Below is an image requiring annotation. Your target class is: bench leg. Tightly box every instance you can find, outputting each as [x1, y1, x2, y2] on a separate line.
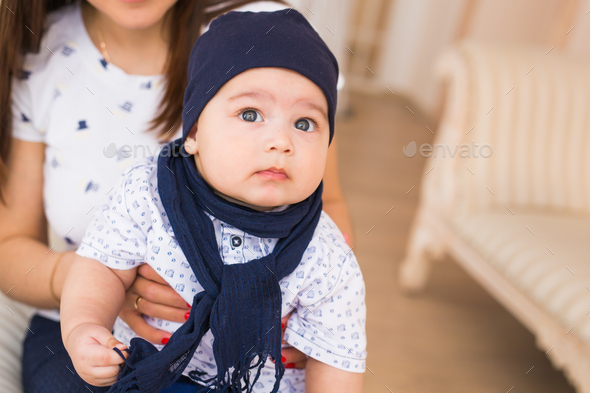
[398, 206, 446, 294]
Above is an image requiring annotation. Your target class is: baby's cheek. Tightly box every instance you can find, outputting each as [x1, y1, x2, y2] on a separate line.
[223, 144, 256, 171]
[210, 172, 242, 197]
[299, 158, 325, 188]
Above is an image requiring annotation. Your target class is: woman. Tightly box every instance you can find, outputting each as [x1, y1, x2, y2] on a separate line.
[0, 0, 355, 391]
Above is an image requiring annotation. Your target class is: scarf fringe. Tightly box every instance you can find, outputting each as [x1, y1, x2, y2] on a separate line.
[188, 351, 284, 393]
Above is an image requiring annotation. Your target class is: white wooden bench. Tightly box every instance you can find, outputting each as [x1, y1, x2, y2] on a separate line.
[399, 40, 590, 392]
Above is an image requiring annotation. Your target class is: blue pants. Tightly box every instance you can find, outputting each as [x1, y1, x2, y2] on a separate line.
[22, 315, 210, 393]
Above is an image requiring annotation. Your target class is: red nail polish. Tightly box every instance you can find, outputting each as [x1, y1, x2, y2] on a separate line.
[186, 302, 191, 308]
[281, 356, 286, 363]
[185, 312, 190, 320]
[343, 233, 351, 245]
[285, 363, 296, 368]
[161, 337, 169, 345]
[281, 323, 285, 329]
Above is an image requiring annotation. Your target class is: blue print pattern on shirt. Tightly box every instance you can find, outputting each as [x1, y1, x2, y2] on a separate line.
[76, 120, 88, 130]
[62, 45, 75, 56]
[85, 181, 99, 193]
[120, 101, 133, 112]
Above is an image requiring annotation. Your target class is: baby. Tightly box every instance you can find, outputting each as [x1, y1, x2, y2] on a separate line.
[60, 9, 366, 393]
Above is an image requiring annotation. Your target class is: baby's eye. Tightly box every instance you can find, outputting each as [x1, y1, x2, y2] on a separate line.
[294, 118, 316, 132]
[241, 109, 263, 122]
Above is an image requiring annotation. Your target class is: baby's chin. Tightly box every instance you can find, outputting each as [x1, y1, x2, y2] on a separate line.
[213, 189, 292, 212]
[238, 184, 321, 211]
[237, 194, 293, 212]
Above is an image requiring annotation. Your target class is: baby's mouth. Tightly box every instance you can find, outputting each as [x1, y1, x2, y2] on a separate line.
[256, 167, 289, 180]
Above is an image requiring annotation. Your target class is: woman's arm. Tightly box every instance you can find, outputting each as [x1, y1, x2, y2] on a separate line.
[305, 357, 364, 393]
[0, 138, 75, 308]
[322, 135, 355, 246]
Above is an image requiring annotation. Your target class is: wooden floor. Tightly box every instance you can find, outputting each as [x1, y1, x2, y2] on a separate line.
[335, 92, 576, 393]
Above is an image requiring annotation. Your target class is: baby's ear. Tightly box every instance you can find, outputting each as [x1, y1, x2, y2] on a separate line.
[184, 124, 198, 154]
[188, 122, 198, 139]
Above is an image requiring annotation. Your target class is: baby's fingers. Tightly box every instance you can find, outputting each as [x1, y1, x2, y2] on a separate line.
[87, 365, 123, 383]
[87, 343, 127, 367]
[106, 337, 129, 359]
[88, 330, 128, 366]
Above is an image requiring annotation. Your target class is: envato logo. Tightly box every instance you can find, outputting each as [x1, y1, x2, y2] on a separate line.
[403, 141, 493, 158]
[103, 143, 192, 159]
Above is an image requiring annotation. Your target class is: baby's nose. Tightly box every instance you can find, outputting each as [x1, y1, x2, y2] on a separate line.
[266, 128, 293, 153]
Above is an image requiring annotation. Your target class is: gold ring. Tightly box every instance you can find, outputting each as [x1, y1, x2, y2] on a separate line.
[134, 296, 143, 311]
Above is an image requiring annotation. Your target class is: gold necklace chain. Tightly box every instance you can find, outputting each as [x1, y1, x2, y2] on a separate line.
[96, 25, 111, 63]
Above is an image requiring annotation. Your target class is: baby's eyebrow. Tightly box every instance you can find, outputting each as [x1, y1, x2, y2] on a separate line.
[228, 91, 328, 120]
[296, 100, 328, 121]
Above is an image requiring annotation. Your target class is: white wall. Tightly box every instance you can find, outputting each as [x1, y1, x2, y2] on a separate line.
[373, 0, 590, 118]
[377, 0, 464, 115]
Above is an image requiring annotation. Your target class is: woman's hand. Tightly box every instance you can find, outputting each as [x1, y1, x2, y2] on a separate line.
[119, 264, 190, 345]
[270, 311, 308, 369]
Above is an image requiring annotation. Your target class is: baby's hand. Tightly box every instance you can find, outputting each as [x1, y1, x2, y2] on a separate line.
[65, 323, 129, 387]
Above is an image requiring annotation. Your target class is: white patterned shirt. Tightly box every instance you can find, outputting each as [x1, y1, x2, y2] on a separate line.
[76, 157, 367, 392]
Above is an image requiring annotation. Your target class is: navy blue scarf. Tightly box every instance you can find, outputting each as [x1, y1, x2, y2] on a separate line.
[109, 138, 323, 392]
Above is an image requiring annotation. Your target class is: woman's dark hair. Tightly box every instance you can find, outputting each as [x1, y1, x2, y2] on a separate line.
[0, 0, 288, 203]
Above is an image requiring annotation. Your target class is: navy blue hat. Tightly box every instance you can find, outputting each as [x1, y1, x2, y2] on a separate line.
[182, 9, 339, 144]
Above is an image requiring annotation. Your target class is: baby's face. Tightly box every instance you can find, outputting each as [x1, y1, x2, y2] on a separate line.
[184, 68, 330, 211]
